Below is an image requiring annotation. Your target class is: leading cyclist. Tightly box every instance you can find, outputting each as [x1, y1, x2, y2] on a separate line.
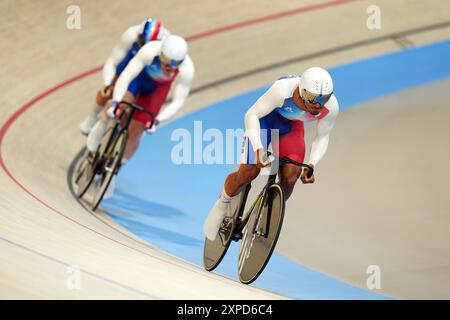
[204, 67, 339, 240]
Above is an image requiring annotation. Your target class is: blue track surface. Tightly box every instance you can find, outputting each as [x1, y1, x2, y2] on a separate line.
[102, 39, 450, 299]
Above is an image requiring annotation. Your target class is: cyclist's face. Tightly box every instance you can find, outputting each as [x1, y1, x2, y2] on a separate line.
[161, 61, 176, 75]
[295, 88, 323, 115]
[304, 100, 323, 115]
[160, 53, 182, 75]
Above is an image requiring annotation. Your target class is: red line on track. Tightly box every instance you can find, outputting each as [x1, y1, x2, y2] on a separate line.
[186, 0, 353, 41]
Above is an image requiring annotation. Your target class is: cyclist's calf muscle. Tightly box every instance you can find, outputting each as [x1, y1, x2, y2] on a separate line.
[224, 163, 301, 200]
[278, 163, 302, 199]
[124, 120, 145, 159]
[224, 164, 260, 197]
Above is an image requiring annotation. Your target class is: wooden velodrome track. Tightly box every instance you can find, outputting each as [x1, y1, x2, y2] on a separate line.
[1, 0, 449, 298]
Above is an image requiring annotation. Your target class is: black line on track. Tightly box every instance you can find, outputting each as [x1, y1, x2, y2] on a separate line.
[0, 235, 158, 299]
[392, 36, 416, 49]
[189, 20, 450, 94]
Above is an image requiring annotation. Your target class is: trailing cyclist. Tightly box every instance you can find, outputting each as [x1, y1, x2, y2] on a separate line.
[79, 18, 171, 135]
[85, 34, 195, 198]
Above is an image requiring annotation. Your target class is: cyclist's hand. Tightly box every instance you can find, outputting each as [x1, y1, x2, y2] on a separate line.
[96, 86, 112, 106]
[106, 101, 119, 119]
[255, 148, 270, 168]
[301, 164, 315, 184]
[104, 85, 113, 98]
[145, 119, 159, 134]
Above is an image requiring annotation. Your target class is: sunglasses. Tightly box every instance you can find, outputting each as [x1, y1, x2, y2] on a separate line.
[301, 89, 332, 106]
[160, 53, 184, 69]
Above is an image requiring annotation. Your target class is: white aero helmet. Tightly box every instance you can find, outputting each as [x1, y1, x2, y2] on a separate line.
[299, 67, 333, 106]
[160, 35, 187, 68]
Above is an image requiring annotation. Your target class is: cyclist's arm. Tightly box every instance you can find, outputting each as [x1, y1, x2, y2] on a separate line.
[244, 81, 286, 151]
[156, 55, 195, 123]
[112, 41, 161, 102]
[309, 95, 339, 166]
[102, 25, 140, 86]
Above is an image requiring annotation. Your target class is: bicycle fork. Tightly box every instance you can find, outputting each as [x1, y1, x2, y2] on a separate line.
[255, 173, 277, 238]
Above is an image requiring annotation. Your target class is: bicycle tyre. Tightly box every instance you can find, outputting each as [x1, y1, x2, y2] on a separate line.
[74, 147, 96, 198]
[91, 129, 127, 211]
[203, 184, 250, 271]
[237, 183, 285, 284]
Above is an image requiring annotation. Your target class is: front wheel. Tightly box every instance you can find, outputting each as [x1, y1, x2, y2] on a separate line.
[90, 130, 127, 211]
[74, 147, 97, 198]
[203, 184, 250, 271]
[237, 184, 285, 284]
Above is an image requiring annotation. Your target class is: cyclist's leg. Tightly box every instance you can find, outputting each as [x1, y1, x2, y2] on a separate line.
[205, 164, 263, 239]
[224, 164, 260, 197]
[86, 65, 146, 153]
[223, 118, 274, 199]
[123, 81, 172, 159]
[204, 114, 274, 240]
[279, 164, 302, 199]
[79, 88, 108, 135]
[82, 41, 137, 134]
[276, 120, 305, 199]
[80, 74, 118, 134]
[123, 119, 145, 159]
[85, 48, 143, 144]
[223, 109, 290, 197]
[86, 91, 135, 153]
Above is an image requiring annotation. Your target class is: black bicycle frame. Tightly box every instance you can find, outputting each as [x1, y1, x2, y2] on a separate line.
[97, 101, 155, 172]
[236, 154, 314, 239]
[113, 101, 155, 131]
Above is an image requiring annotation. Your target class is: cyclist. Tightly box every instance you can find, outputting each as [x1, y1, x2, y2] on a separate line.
[85, 35, 194, 197]
[79, 18, 170, 135]
[204, 67, 339, 241]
